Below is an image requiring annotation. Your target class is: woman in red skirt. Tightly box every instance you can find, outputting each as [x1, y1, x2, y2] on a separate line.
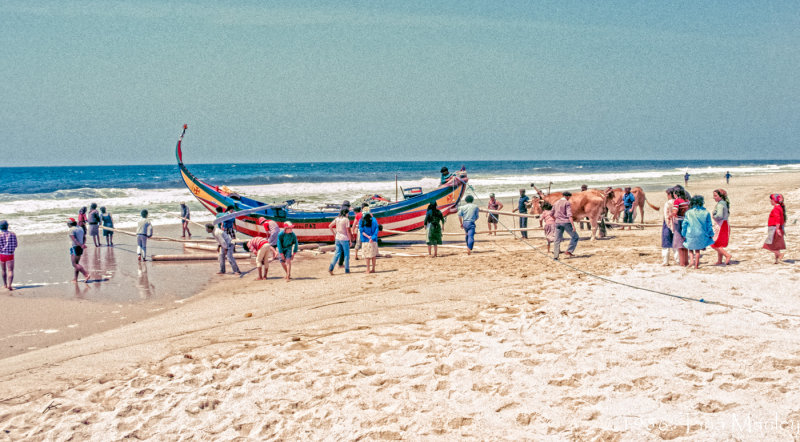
[711, 189, 732, 265]
[763, 193, 786, 263]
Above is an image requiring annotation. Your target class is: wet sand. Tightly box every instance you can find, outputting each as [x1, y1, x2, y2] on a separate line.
[0, 172, 798, 440]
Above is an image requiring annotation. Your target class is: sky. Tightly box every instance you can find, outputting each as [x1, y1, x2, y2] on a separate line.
[1, 0, 799, 166]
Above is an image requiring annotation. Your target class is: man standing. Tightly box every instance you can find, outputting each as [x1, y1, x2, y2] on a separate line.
[0, 221, 17, 291]
[512, 189, 531, 238]
[207, 223, 241, 275]
[277, 222, 299, 281]
[87, 203, 102, 247]
[684, 172, 690, 186]
[725, 171, 731, 184]
[623, 187, 636, 229]
[180, 202, 191, 238]
[458, 195, 480, 255]
[553, 191, 580, 259]
[136, 210, 153, 261]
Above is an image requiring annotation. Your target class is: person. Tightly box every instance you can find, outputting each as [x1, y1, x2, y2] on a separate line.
[260, 218, 280, 249]
[622, 187, 636, 229]
[86, 203, 101, 247]
[486, 193, 503, 235]
[539, 202, 556, 253]
[336, 201, 351, 268]
[440, 167, 453, 185]
[359, 212, 380, 273]
[77, 206, 88, 234]
[223, 205, 237, 244]
[0, 221, 17, 291]
[351, 204, 367, 260]
[671, 186, 691, 266]
[681, 195, 715, 269]
[725, 171, 731, 184]
[512, 189, 531, 238]
[553, 191, 579, 259]
[580, 184, 588, 192]
[763, 193, 787, 264]
[660, 188, 676, 266]
[207, 223, 241, 275]
[457, 195, 480, 255]
[684, 172, 690, 186]
[180, 202, 192, 238]
[246, 236, 277, 280]
[100, 206, 114, 246]
[67, 218, 90, 282]
[579, 185, 589, 229]
[136, 209, 153, 261]
[711, 189, 732, 265]
[424, 202, 445, 257]
[329, 209, 353, 275]
[277, 222, 299, 281]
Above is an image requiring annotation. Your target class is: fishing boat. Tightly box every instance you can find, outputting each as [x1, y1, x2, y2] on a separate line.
[175, 125, 469, 242]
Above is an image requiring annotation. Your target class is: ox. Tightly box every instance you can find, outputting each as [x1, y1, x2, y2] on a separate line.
[604, 187, 659, 223]
[530, 186, 607, 240]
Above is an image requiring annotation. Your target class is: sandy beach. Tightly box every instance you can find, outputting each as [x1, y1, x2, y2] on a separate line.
[1, 172, 798, 440]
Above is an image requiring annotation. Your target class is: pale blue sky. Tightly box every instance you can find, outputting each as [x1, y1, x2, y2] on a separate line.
[1, 1, 798, 166]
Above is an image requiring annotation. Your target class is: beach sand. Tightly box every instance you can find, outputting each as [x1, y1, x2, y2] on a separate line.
[0, 172, 798, 440]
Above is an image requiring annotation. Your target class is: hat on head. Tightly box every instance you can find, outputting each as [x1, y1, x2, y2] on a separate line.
[489, 193, 495, 198]
[283, 222, 294, 230]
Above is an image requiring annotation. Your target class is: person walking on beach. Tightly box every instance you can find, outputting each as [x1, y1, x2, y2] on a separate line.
[336, 201, 351, 268]
[486, 193, 503, 236]
[329, 209, 353, 275]
[207, 223, 242, 275]
[622, 187, 636, 229]
[245, 236, 276, 280]
[277, 222, 299, 281]
[684, 172, 690, 186]
[100, 206, 114, 246]
[512, 189, 531, 238]
[681, 195, 715, 269]
[352, 204, 366, 260]
[180, 202, 191, 238]
[660, 188, 676, 266]
[425, 202, 445, 257]
[0, 221, 17, 291]
[67, 218, 90, 282]
[539, 202, 556, 253]
[87, 203, 101, 247]
[553, 192, 579, 259]
[711, 189, 732, 265]
[77, 206, 88, 234]
[136, 210, 153, 261]
[458, 195, 480, 255]
[763, 194, 787, 264]
[359, 212, 380, 273]
[725, 171, 731, 184]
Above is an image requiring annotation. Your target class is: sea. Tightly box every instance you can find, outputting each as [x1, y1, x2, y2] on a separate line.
[2, 160, 799, 236]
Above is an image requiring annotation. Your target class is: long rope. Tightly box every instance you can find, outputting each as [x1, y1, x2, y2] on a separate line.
[465, 185, 800, 319]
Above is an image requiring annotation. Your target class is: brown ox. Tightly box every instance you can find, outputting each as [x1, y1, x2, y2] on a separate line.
[530, 187, 607, 240]
[604, 187, 659, 223]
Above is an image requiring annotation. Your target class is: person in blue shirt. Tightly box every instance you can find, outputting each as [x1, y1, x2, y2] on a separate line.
[725, 171, 731, 184]
[277, 222, 299, 281]
[512, 189, 531, 238]
[681, 195, 715, 269]
[359, 212, 380, 273]
[622, 187, 636, 229]
[440, 167, 453, 185]
[458, 195, 480, 254]
[684, 172, 690, 186]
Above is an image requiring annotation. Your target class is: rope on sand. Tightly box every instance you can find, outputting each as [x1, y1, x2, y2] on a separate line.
[464, 185, 800, 319]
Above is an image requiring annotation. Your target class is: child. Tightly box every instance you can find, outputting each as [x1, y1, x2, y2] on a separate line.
[540, 201, 556, 253]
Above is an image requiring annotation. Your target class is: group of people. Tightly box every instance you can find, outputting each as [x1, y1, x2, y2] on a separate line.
[660, 185, 787, 268]
[76, 203, 115, 247]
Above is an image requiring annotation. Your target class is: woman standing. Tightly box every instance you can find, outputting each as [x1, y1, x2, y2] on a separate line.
[77, 206, 88, 234]
[359, 212, 380, 274]
[671, 187, 690, 266]
[661, 188, 675, 266]
[539, 201, 556, 253]
[424, 202, 444, 257]
[486, 193, 503, 236]
[763, 194, 786, 263]
[328, 209, 353, 275]
[100, 206, 114, 246]
[681, 195, 715, 269]
[711, 189, 732, 265]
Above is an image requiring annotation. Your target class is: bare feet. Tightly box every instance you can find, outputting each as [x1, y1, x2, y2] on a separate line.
[256, 277, 264, 280]
[216, 271, 225, 275]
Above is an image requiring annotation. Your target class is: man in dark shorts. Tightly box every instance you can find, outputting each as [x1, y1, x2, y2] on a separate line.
[68, 218, 90, 282]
